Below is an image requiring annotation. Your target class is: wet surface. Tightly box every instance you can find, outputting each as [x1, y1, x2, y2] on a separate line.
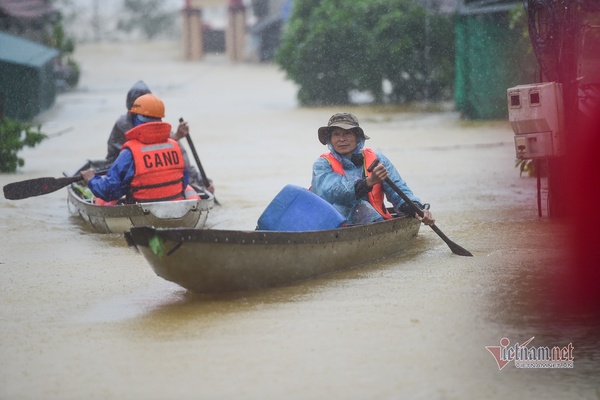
[1, 42, 599, 399]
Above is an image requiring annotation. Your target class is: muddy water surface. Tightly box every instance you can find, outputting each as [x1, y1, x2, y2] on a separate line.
[1, 42, 598, 399]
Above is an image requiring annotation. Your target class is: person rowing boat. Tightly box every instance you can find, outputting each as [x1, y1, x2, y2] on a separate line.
[310, 112, 435, 226]
[81, 94, 194, 204]
[105, 81, 214, 194]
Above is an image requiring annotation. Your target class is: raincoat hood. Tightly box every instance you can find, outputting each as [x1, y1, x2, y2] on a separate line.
[126, 81, 152, 110]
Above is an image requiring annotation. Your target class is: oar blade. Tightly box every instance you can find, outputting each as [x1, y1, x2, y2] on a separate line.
[448, 242, 474, 257]
[3, 176, 77, 200]
[429, 223, 473, 256]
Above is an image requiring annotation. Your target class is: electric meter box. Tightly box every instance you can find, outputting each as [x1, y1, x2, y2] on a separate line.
[507, 82, 564, 159]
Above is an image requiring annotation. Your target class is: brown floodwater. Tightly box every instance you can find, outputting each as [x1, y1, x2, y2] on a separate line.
[1, 42, 598, 399]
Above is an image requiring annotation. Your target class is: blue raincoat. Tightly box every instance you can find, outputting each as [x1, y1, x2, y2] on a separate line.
[310, 138, 421, 225]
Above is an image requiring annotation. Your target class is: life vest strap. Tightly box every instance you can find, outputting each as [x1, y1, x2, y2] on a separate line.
[133, 192, 185, 203]
[320, 150, 392, 220]
[128, 177, 185, 203]
[129, 177, 184, 191]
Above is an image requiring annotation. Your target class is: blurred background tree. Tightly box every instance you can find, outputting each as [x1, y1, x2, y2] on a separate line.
[276, 0, 455, 106]
[368, 0, 455, 103]
[276, 0, 370, 105]
[45, 11, 80, 88]
[117, 0, 179, 40]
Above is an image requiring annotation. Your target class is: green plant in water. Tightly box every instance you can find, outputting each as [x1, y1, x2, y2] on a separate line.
[149, 235, 166, 258]
[515, 158, 537, 177]
[0, 118, 47, 172]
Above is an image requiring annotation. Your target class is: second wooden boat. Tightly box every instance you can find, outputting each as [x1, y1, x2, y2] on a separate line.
[125, 212, 421, 293]
[68, 183, 214, 234]
[66, 159, 214, 234]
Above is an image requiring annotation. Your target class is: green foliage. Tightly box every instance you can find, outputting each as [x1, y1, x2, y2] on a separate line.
[0, 118, 47, 173]
[515, 158, 542, 177]
[369, 1, 455, 103]
[45, 11, 80, 88]
[275, 0, 455, 106]
[276, 0, 366, 105]
[507, 4, 537, 76]
[149, 235, 166, 258]
[117, 0, 177, 40]
[66, 58, 81, 87]
[46, 12, 76, 56]
[508, 4, 529, 41]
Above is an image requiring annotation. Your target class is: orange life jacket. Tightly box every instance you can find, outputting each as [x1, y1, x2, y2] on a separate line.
[320, 149, 393, 220]
[183, 184, 201, 200]
[122, 122, 186, 203]
[94, 198, 118, 206]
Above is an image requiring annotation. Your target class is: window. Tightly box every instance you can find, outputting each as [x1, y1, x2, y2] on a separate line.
[530, 92, 541, 105]
[510, 94, 520, 107]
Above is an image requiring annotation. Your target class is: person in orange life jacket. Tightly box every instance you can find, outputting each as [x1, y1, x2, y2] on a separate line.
[104, 80, 214, 194]
[310, 112, 435, 226]
[81, 94, 190, 203]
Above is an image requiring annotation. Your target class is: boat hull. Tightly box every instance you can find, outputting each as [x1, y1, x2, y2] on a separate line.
[67, 185, 214, 234]
[126, 215, 421, 293]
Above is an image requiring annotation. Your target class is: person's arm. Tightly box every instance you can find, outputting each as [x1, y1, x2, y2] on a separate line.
[376, 153, 421, 208]
[183, 167, 189, 188]
[84, 149, 136, 201]
[377, 153, 435, 225]
[170, 121, 189, 141]
[310, 157, 358, 206]
[170, 121, 216, 193]
[179, 145, 205, 186]
[105, 115, 131, 164]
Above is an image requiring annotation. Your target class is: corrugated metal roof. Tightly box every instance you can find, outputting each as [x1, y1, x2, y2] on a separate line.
[0, 0, 55, 19]
[0, 32, 58, 67]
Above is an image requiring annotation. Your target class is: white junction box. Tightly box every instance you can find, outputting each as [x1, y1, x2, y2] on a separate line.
[507, 82, 564, 159]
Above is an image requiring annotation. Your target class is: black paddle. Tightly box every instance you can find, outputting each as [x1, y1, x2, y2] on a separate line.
[368, 160, 473, 257]
[3, 170, 108, 200]
[179, 118, 220, 205]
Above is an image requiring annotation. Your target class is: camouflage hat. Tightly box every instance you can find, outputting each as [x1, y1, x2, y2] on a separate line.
[318, 112, 369, 145]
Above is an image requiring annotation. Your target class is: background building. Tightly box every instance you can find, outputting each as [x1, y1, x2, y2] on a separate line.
[0, 31, 58, 121]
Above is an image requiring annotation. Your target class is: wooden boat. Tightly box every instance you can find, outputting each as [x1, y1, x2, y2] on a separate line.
[66, 159, 214, 234]
[124, 212, 421, 293]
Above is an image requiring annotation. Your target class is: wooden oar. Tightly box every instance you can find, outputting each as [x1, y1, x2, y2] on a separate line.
[3, 170, 107, 200]
[179, 118, 220, 205]
[368, 160, 473, 257]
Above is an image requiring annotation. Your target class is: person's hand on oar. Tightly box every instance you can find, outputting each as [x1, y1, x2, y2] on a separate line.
[170, 120, 189, 141]
[80, 169, 96, 184]
[179, 117, 220, 204]
[366, 162, 435, 226]
[415, 208, 435, 226]
[203, 179, 215, 194]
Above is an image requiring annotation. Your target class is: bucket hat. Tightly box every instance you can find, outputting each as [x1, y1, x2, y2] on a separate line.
[318, 112, 369, 145]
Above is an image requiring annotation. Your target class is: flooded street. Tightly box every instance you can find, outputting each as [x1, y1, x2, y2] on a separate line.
[1, 42, 598, 399]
